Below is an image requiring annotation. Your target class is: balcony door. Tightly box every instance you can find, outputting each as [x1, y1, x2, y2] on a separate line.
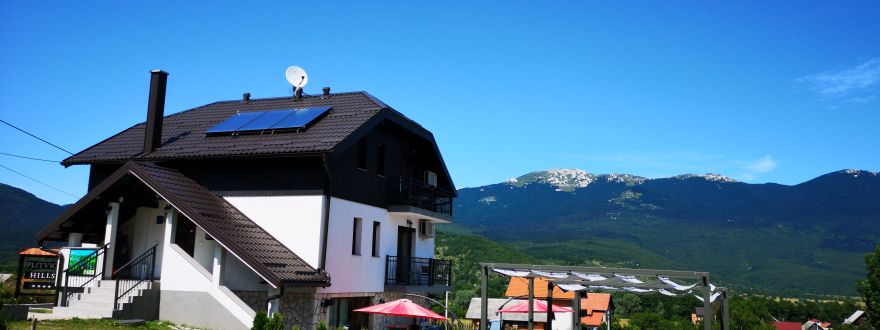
[396, 226, 415, 284]
[397, 226, 414, 258]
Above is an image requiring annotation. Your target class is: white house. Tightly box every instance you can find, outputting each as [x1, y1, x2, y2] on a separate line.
[36, 70, 456, 330]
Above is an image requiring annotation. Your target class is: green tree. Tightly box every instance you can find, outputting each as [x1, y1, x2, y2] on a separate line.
[614, 293, 643, 317]
[857, 242, 880, 329]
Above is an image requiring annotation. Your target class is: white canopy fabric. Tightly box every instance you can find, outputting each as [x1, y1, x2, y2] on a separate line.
[490, 267, 718, 301]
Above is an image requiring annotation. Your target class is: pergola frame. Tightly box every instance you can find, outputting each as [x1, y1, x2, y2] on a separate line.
[478, 262, 729, 330]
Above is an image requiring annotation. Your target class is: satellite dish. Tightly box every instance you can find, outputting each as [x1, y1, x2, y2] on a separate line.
[285, 66, 309, 88]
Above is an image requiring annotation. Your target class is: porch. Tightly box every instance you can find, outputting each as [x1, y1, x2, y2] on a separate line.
[35, 161, 330, 329]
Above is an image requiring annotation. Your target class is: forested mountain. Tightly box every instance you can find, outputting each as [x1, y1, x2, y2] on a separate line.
[0, 183, 64, 271]
[451, 169, 880, 296]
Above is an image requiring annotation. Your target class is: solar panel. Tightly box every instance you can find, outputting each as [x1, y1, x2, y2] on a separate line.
[205, 106, 331, 135]
[205, 111, 266, 134]
[237, 110, 295, 132]
[270, 106, 331, 130]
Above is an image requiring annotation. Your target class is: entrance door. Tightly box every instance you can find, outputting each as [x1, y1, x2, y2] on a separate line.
[396, 226, 414, 284]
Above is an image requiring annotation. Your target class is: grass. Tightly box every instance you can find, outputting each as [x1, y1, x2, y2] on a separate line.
[5, 319, 176, 330]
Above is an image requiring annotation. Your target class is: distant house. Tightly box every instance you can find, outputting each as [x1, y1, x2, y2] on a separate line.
[465, 298, 574, 330]
[503, 277, 613, 329]
[691, 307, 705, 324]
[803, 318, 832, 330]
[771, 321, 801, 330]
[843, 310, 866, 326]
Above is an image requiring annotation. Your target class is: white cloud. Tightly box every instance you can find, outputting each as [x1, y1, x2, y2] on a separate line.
[571, 151, 777, 182]
[797, 58, 880, 102]
[736, 155, 776, 181]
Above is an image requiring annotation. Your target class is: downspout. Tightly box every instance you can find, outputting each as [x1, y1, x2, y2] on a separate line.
[266, 286, 285, 315]
[319, 153, 332, 271]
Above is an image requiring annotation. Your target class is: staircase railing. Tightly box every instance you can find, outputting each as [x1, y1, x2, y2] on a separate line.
[113, 244, 158, 310]
[60, 243, 110, 307]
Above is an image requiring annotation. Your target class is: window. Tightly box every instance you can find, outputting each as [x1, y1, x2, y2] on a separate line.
[371, 221, 381, 257]
[356, 138, 367, 170]
[376, 144, 386, 176]
[352, 218, 362, 255]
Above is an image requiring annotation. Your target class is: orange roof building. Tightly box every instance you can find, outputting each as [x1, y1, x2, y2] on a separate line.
[505, 277, 613, 327]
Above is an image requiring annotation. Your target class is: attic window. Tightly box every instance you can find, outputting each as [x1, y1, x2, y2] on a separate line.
[205, 106, 330, 136]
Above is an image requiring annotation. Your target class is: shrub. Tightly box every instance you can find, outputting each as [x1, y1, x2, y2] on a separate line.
[317, 320, 328, 330]
[267, 312, 284, 330]
[252, 311, 268, 330]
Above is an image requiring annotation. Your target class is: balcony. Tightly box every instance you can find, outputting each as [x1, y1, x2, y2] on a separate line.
[388, 177, 454, 222]
[385, 256, 452, 292]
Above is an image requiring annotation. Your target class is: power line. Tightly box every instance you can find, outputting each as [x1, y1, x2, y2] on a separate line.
[0, 152, 60, 163]
[0, 119, 74, 155]
[0, 162, 79, 199]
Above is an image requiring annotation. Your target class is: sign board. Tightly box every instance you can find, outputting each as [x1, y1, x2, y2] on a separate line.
[67, 248, 99, 275]
[15, 248, 60, 298]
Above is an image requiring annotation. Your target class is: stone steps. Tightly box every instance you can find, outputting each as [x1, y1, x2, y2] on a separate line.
[53, 280, 153, 319]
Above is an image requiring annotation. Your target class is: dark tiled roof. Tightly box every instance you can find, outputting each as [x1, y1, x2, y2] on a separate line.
[37, 161, 330, 286]
[63, 92, 390, 165]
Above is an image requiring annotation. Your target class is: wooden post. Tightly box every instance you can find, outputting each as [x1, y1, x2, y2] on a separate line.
[572, 290, 581, 330]
[702, 275, 712, 330]
[720, 289, 729, 330]
[546, 281, 553, 330]
[528, 277, 534, 330]
[480, 265, 488, 330]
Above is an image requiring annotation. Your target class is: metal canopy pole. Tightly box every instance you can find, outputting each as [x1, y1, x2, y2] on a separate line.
[480, 265, 488, 330]
[546, 281, 553, 330]
[702, 275, 712, 330]
[572, 290, 581, 330]
[528, 277, 535, 330]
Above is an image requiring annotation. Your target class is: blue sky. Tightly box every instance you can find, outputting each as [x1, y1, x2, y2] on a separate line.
[1, 1, 878, 205]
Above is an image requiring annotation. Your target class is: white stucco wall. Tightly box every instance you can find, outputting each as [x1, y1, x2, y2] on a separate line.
[224, 196, 325, 268]
[193, 226, 217, 272]
[116, 206, 167, 274]
[318, 197, 436, 294]
[222, 253, 268, 292]
[160, 244, 255, 327]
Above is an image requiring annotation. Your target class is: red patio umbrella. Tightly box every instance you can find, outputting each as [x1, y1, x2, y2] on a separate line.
[497, 300, 574, 313]
[354, 299, 447, 320]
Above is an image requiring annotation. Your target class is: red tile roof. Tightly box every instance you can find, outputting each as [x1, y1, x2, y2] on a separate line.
[772, 322, 801, 330]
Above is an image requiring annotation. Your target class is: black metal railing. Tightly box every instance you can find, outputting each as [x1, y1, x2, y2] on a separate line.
[61, 244, 109, 307]
[113, 244, 158, 310]
[389, 177, 454, 217]
[385, 256, 452, 287]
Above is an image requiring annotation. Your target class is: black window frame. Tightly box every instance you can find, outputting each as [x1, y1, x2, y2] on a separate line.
[352, 217, 362, 255]
[371, 221, 381, 257]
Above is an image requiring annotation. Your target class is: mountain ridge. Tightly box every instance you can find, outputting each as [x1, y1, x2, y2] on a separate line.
[501, 168, 878, 192]
[453, 168, 880, 296]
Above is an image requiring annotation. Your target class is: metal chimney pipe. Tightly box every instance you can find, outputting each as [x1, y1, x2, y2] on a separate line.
[144, 70, 168, 154]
